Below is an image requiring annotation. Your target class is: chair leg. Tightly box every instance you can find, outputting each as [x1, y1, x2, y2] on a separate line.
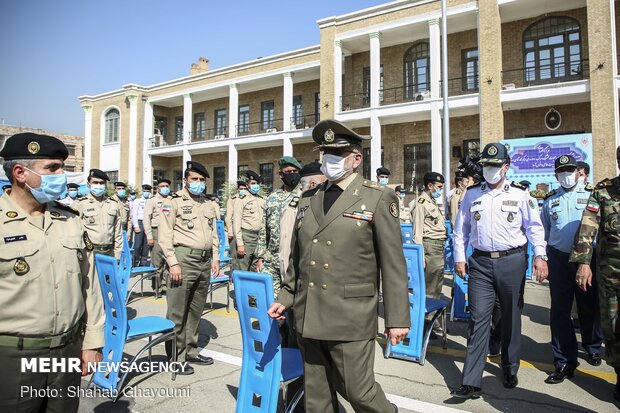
[148, 336, 152, 361]
[442, 309, 448, 349]
[284, 386, 304, 413]
[226, 283, 230, 313]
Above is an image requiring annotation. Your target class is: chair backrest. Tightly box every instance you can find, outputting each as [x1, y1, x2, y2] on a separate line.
[400, 223, 413, 244]
[402, 244, 425, 354]
[216, 219, 231, 263]
[118, 231, 132, 300]
[92, 254, 129, 392]
[233, 270, 282, 413]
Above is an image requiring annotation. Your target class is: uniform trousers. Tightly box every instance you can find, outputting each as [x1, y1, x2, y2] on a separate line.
[548, 246, 603, 369]
[133, 220, 149, 266]
[462, 249, 527, 387]
[422, 240, 445, 300]
[165, 252, 211, 361]
[150, 227, 166, 291]
[297, 336, 393, 413]
[234, 228, 260, 272]
[0, 335, 82, 413]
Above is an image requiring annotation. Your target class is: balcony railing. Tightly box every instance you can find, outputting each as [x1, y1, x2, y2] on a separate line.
[236, 119, 283, 136]
[501, 59, 589, 89]
[379, 84, 431, 106]
[290, 113, 319, 130]
[341, 92, 370, 111]
[150, 134, 183, 148]
[190, 128, 228, 142]
[439, 76, 479, 97]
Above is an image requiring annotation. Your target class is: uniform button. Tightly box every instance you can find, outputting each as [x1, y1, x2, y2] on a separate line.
[310, 261, 316, 266]
[308, 282, 315, 288]
[54, 283, 59, 290]
[55, 311, 59, 316]
[312, 239, 318, 244]
[321, 284, 327, 290]
[323, 263, 329, 269]
[326, 241, 332, 246]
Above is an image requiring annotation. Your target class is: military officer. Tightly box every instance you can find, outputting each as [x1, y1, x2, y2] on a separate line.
[409, 172, 447, 300]
[570, 146, 620, 401]
[159, 161, 219, 375]
[74, 169, 123, 260]
[541, 155, 603, 385]
[451, 142, 548, 398]
[447, 171, 469, 228]
[225, 180, 247, 241]
[232, 170, 265, 272]
[268, 119, 409, 413]
[394, 185, 410, 224]
[111, 181, 131, 237]
[0, 133, 104, 412]
[376, 166, 391, 185]
[257, 156, 302, 297]
[132, 184, 152, 266]
[144, 179, 171, 295]
[59, 182, 80, 208]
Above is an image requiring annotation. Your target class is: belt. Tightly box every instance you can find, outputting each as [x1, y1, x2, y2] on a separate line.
[473, 245, 526, 259]
[241, 228, 260, 234]
[423, 238, 446, 245]
[0, 323, 81, 350]
[174, 246, 211, 261]
[93, 243, 112, 250]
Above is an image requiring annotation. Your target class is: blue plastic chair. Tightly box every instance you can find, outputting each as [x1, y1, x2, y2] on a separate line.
[233, 270, 304, 413]
[525, 243, 534, 280]
[207, 220, 232, 311]
[91, 254, 176, 401]
[401, 223, 414, 244]
[385, 244, 449, 365]
[120, 232, 157, 303]
[450, 244, 472, 321]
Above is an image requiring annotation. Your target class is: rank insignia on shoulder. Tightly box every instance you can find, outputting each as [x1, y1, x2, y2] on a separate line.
[289, 196, 300, 208]
[418, 198, 425, 204]
[389, 202, 399, 218]
[83, 231, 94, 251]
[6, 211, 18, 218]
[455, 188, 462, 195]
[511, 182, 527, 191]
[596, 179, 613, 189]
[14, 257, 29, 276]
[584, 183, 594, 191]
[363, 180, 383, 190]
[50, 211, 60, 218]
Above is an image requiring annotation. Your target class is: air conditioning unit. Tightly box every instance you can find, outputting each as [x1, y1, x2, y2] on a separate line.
[151, 133, 164, 147]
[502, 83, 516, 90]
[266, 128, 277, 133]
[414, 91, 431, 101]
[175, 139, 183, 145]
[214, 135, 226, 140]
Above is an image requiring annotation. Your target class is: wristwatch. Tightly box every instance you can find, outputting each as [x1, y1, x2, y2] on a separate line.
[535, 255, 548, 261]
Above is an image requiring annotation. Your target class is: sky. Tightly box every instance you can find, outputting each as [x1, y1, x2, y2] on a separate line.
[0, 0, 390, 137]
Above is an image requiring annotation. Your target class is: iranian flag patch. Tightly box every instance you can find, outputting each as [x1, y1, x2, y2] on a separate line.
[162, 205, 172, 214]
[586, 201, 599, 213]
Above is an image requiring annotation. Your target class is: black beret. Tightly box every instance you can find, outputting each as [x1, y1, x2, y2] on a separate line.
[376, 167, 391, 176]
[67, 183, 79, 189]
[141, 184, 153, 190]
[455, 170, 466, 179]
[88, 169, 110, 181]
[423, 172, 445, 184]
[245, 169, 262, 183]
[576, 161, 590, 174]
[554, 155, 578, 171]
[114, 181, 126, 187]
[157, 179, 172, 185]
[394, 185, 406, 193]
[236, 180, 247, 187]
[0, 132, 69, 161]
[479, 143, 510, 165]
[129, 190, 136, 194]
[300, 161, 322, 177]
[186, 161, 209, 178]
[312, 119, 370, 149]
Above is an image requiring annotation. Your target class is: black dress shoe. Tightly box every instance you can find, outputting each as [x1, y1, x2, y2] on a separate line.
[545, 365, 575, 384]
[502, 374, 518, 389]
[176, 363, 194, 375]
[186, 355, 214, 365]
[450, 385, 482, 399]
[586, 352, 602, 366]
[614, 379, 620, 401]
[391, 402, 398, 412]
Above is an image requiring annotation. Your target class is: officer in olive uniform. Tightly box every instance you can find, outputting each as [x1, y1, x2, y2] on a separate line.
[225, 180, 246, 267]
[75, 169, 123, 260]
[111, 181, 131, 236]
[447, 170, 469, 228]
[268, 119, 410, 413]
[232, 170, 265, 272]
[394, 185, 410, 224]
[0, 133, 105, 412]
[159, 161, 219, 375]
[144, 179, 171, 295]
[376, 166, 391, 185]
[409, 172, 447, 300]
[59, 182, 80, 208]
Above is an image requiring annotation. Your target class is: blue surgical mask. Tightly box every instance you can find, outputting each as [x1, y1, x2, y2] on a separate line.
[249, 184, 260, 195]
[90, 184, 106, 197]
[399, 192, 406, 200]
[188, 182, 206, 195]
[143, 192, 151, 199]
[68, 190, 78, 199]
[379, 177, 389, 185]
[159, 187, 170, 196]
[239, 189, 248, 197]
[24, 168, 67, 204]
[116, 189, 126, 198]
[431, 186, 443, 199]
[129, 194, 136, 200]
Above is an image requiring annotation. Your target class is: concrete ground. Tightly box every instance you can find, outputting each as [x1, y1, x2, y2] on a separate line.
[79, 275, 619, 413]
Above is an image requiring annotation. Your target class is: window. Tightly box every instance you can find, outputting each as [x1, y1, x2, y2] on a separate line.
[175, 116, 183, 142]
[463, 139, 481, 158]
[363, 65, 384, 105]
[461, 49, 479, 92]
[237, 165, 248, 179]
[261, 100, 275, 131]
[238, 105, 250, 134]
[173, 169, 183, 191]
[66, 144, 76, 156]
[194, 112, 206, 140]
[260, 163, 274, 191]
[403, 143, 431, 194]
[362, 147, 384, 180]
[104, 108, 120, 144]
[154, 116, 167, 139]
[215, 109, 227, 136]
[213, 166, 226, 195]
[314, 92, 320, 124]
[64, 165, 75, 172]
[106, 170, 119, 183]
[153, 169, 166, 184]
[403, 43, 430, 99]
[523, 17, 582, 84]
[292, 95, 303, 128]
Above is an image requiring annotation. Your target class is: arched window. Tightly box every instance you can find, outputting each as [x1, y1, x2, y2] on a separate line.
[104, 108, 119, 144]
[403, 42, 430, 99]
[523, 17, 582, 84]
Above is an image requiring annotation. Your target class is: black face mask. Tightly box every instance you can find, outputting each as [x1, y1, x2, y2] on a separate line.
[282, 172, 300, 188]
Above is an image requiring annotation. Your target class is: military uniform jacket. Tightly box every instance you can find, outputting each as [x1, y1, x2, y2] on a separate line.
[398, 199, 411, 224]
[225, 195, 238, 236]
[570, 176, 620, 264]
[143, 193, 167, 241]
[448, 188, 466, 227]
[232, 193, 266, 247]
[409, 190, 447, 244]
[278, 188, 303, 276]
[0, 192, 105, 349]
[75, 193, 123, 259]
[111, 194, 130, 231]
[158, 188, 220, 268]
[257, 186, 300, 263]
[277, 173, 410, 341]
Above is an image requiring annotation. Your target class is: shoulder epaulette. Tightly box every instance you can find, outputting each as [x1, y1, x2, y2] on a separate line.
[543, 189, 557, 200]
[596, 178, 613, 189]
[362, 180, 384, 191]
[52, 202, 78, 215]
[510, 181, 527, 191]
[231, 194, 238, 199]
[417, 197, 425, 204]
[239, 193, 246, 199]
[171, 193, 181, 199]
[584, 183, 594, 191]
[455, 188, 462, 195]
[288, 196, 300, 208]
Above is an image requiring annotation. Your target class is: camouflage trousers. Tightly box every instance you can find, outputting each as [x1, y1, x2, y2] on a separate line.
[260, 259, 282, 299]
[598, 251, 620, 372]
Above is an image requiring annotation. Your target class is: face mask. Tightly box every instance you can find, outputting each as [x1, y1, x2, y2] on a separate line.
[239, 189, 248, 196]
[378, 177, 389, 185]
[159, 187, 170, 196]
[483, 166, 504, 185]
[249, 184, 260, 195]
[399, 193, 406, 200]
[282, 172, 300, 188]
[143, 192, 151, 199]
[90, 184, 106, 197]
[431, 186, 443, 199]
[558, 171, 577, 189]
[68, 190, 78, 199]
[129, 194, 136, 200]
[320, 154, 352, 181]
[24, 168, 67, 204]
[188, 181, 205, 196]
[577, 176, 585, 184]
[116, 189, 126, 198]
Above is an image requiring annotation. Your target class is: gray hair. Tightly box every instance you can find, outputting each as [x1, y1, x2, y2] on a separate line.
[301, 175, 325, 191]
[3, 159, 36, 183]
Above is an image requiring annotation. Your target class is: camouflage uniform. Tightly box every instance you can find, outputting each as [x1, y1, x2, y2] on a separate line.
[570, 175, 620, 378]
[257, 186, 300, 297]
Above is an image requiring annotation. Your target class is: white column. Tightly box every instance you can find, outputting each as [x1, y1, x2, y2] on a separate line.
[429, 18, 441, 100]
[334, 40, 343, 112]
[430, 101, 443, 173]
[370, 115, 382, 178]
[142, 101, 154, 185]
[369, 32, 381, 108]
[126, 93, 139, 185]
[612, 0, 620, 148]
[81, 103, 93, 174]
[228, 84, 238, 138]
[183, 94, 193, 144]
[228, 143, 238, 181]
[283, 72, 293, 131]
[283, 137, 293, 156]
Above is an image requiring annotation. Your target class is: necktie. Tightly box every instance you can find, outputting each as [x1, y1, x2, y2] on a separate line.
[323, 184, 343, 214]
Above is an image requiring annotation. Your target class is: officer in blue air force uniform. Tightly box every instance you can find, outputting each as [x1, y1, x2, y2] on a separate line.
[541, 155, 603, 384]
[451, 142, 548, 399]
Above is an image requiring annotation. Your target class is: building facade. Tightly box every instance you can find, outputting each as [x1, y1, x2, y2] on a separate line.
[79, 0, 620, 194]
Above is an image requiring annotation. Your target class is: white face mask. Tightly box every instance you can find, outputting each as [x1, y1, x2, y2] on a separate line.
[320, 154, 352, 181]
[483, 166, 504, 185]
[558, 171, 578, 189]
[577, 175, 585, 184]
